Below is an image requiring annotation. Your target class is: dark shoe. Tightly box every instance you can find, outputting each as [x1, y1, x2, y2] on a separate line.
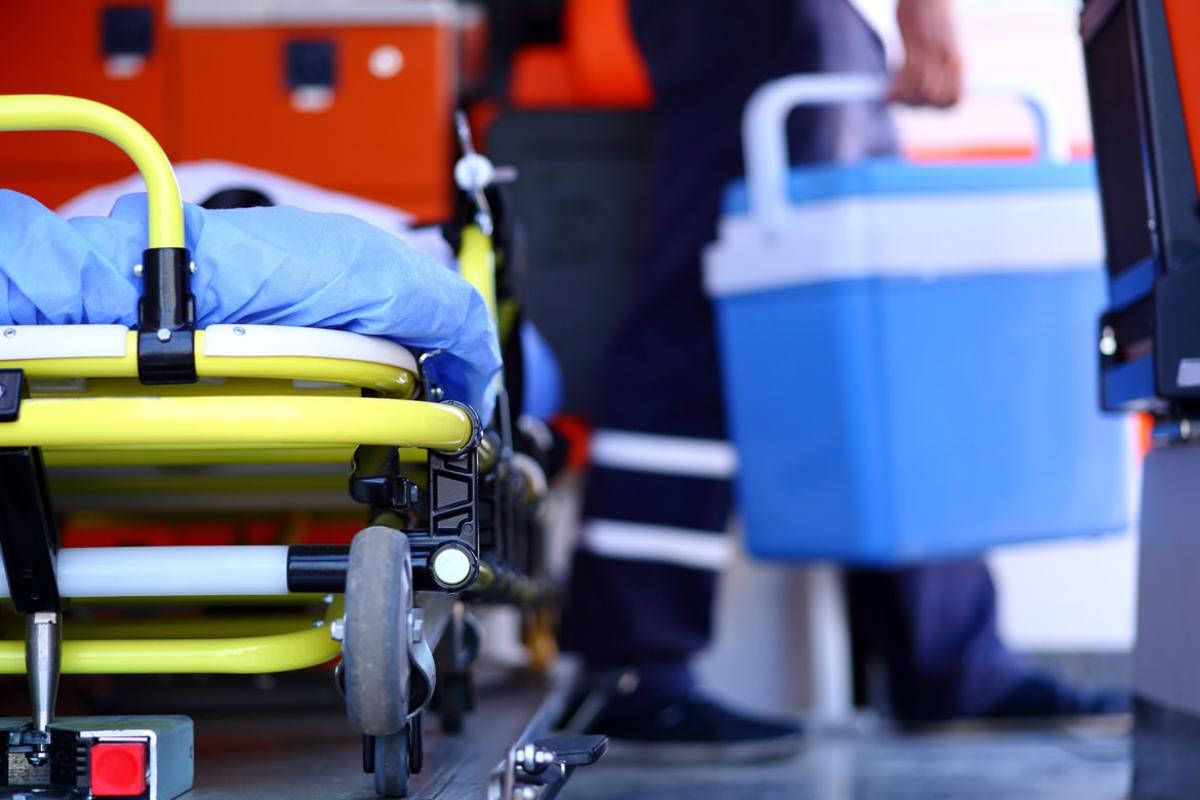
[983, 673, 1131, 720]
[591, 693, 805, 764]
[898, 672, 1132, 730]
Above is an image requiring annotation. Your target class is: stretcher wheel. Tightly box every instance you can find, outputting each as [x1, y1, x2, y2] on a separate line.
[344, 526, 412, 737]
[373, 727, 411, 798]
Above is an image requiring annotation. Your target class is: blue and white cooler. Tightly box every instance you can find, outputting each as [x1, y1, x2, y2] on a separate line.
[704, 74, 1131, 565]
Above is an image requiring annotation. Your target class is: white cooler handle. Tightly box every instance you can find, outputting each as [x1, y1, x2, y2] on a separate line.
[742, 73, 1072, 236]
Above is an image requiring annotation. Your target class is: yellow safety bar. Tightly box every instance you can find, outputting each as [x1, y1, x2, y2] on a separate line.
[0, 615, 323, 640]
[0, 95, 184, 248]
[43, 445, 430, 468]
[0, 600, 343, 675]
[43, 446, 359, 467]
[0, 395, 474, 451]
[459, 225, 499, 324]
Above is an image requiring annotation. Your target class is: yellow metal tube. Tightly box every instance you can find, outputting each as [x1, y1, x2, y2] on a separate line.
[0, 395, 474, 451]
[44, 445, 426, 467]
[64, 593, 331, 607]
[458, 225, 499, 324]
[0, 602, 342, 675]
[0, 616, 322, 640]
[0, 95, 183, 248]
[44, 446, 356, 467]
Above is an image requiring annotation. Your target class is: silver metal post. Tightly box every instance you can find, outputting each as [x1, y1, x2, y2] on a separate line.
[25, 611, 62, 763]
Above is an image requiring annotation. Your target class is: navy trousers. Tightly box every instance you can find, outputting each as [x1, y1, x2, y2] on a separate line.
[567, 0, 1026, 719]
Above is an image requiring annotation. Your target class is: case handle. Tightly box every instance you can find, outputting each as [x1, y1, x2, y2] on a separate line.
[742, 73, 1072, 236]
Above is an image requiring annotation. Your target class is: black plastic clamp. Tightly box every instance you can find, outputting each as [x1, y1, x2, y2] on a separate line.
[0, 369, 26, 423]
[136, 247, 197, 385]
[349, 446, 420, 509]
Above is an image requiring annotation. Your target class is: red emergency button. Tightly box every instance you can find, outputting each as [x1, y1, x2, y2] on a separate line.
[90, 741, 148, 797]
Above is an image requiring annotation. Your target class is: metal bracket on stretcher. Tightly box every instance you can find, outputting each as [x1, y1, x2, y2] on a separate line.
[350, 399, 484, 593]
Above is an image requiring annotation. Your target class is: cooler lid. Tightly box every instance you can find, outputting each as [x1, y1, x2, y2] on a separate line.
[721, 158, 1098, 216]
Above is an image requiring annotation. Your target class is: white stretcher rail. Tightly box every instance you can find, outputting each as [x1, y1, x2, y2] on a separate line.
[0, 547, 291, 598]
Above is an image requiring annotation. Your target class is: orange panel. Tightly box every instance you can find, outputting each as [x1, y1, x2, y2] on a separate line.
[0, 0, 171, 200]
[563, 0, 652, 108]
[1164, 0, 1200, 196]
[174, 24, 456, 221]
[509, 0, 652, 110]
[510, 47, 578, 107]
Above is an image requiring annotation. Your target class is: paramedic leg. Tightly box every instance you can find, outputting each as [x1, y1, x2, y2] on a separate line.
[847, 563, 1129, 722]
[567, 0, 1124, 752]
[568, 0, 884, 754]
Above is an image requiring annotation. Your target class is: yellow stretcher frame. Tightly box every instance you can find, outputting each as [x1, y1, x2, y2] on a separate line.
[0, 395, 474, 451]
[0, 600, 343, 675]
[0, 94, 501, 677]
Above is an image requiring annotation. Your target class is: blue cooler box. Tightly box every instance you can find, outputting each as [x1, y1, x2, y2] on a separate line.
[704, 77, 1131, 564]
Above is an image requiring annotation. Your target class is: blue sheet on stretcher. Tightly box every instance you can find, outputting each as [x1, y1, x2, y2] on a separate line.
[0, 190, 503, 418]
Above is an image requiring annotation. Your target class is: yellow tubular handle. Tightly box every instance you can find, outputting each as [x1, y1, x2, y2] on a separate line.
[0, 395, 475, 451]
[458, 225, 499, 325]
[0, 94, 183, 248]
[0, 600, 343, 675]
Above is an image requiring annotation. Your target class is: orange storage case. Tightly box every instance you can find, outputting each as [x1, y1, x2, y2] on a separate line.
[174, 3, 458, 221]
[173, 6, 458, 221]
[0, 0, 172, 209]
[0, 2, 460, 221]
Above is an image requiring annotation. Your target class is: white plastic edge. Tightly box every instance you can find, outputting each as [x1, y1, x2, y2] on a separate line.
[203, 324, 418, 374]
[0, 324, 129, 360]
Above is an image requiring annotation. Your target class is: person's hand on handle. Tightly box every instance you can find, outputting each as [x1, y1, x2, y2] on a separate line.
[889, 0, 963, 108]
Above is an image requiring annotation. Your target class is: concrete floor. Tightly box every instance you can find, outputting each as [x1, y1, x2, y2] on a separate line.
[179, 676, 551, 800]
[568, 725, 1130, 800]
[1, 672, 1133, 799]
[179, 710, 1130, 800]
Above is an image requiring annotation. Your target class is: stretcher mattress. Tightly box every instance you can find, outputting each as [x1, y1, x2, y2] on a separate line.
[0, 189, 502, 417]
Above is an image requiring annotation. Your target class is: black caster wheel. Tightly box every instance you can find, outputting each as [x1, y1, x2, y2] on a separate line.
[373, 727, 410, 798]
[408, 712, 424, 775]
[365, 718, 421, 798]
[344, 526, 414, 796]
